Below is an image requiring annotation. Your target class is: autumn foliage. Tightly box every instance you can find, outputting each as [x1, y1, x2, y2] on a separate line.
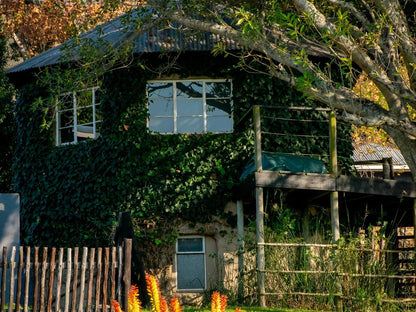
[111, 274, 240, 312]
[1, 0, 141, 57]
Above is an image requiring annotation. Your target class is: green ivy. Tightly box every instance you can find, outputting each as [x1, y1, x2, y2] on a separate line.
[14, 52, 353, 247]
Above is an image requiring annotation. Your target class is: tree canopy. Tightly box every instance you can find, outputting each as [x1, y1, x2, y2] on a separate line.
[0, 26, 15, 192]
[102, 0, 416, 178]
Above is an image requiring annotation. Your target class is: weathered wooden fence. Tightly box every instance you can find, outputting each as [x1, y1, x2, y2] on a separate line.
[0, 239, 132, 312]
[261, 241, 416, 310]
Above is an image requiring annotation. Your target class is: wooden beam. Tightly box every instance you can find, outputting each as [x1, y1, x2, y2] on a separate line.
[255, 172, 336, 191]
[253, 172, 416, 198]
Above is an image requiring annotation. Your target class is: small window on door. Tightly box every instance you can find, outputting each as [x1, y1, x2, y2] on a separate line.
[176, 237, 206, 291]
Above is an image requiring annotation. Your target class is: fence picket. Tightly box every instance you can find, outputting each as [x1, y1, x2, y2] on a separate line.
[40, 247, 48, 312]
[1, 246, 7, 312]
[87, 248, 95, 312]
[78, 247, 88, 312]
[33, 247, 39, 312]
[0, 243, 131, 312]
[110, 248, 116, 312]
[55, 248, 64, 312]
[47, 248, 56, 312]
[24, 247, 30, 312]
[8, 247, 15, 312]
[64, 248, 72, 312]
[102, 248, 109, 312]
[95, 248, 102, 312]
[71, 248, 79, 312]
[15, 247, 23, 312]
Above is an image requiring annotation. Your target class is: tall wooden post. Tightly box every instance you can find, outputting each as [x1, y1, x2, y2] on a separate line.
[329, 111, 342, 311]
[254, 106, 266, 307]
[329, 110, 340, 241]
[237, 200, 245, 303]
[123, 239, 132, 312]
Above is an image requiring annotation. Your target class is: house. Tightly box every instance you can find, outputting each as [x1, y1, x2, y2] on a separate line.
[7, 8, 416, 305]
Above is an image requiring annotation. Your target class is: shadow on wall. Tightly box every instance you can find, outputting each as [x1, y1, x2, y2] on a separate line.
[0, 193, 20, 253]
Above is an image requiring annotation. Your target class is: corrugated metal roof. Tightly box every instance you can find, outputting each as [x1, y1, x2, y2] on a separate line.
[7, 10, 239, 74]
[352, 143, 407, 166]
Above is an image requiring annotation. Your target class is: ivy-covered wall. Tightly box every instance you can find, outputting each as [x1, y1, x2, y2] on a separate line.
[13, 52, 353, 247]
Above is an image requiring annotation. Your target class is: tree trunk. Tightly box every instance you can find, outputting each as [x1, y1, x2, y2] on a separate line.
[384, 126, 416, 181]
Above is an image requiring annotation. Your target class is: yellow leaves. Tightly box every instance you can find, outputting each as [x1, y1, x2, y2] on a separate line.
[1, 0, 133, 56]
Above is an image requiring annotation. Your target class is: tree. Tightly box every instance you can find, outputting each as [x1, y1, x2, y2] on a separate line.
[102, 0, 416, 178]
[0, 0, 139, 58]
[0, 27, 15, 192]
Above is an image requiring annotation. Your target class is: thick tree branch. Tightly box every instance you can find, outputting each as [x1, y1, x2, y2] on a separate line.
[292, 0, 416, 107]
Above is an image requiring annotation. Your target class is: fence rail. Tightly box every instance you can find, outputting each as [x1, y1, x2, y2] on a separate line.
[261, 241, 416, 309]
[0, 240, 132, 312]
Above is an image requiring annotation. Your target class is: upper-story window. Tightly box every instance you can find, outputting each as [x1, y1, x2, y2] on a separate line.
[56, 87, 102, 146]
[147, 79, 233, 134]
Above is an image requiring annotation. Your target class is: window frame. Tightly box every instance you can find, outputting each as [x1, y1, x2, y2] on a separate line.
[175, 236, 207, 291]
[55, 86, 101, 146]
[147, 79, 233, 134]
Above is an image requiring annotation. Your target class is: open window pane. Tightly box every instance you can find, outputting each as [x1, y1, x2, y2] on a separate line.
[56, 87, 101, 146]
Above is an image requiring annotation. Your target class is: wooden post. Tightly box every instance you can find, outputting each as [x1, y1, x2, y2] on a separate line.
[237, 200, 244, 303]
[254, 106, 266, 307]
[329, 111, 342, 312]
[1, 247, 7, 312]
[329, 110, 340, 241]
[123, 239, 132, 312]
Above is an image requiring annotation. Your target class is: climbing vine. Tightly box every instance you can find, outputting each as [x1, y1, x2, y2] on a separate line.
[13, 52, 353, 247]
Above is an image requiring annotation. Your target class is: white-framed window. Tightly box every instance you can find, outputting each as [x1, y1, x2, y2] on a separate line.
[176, 236, 206, 291]
[56, 87, 102, 146]
[147, 79, 233, 134]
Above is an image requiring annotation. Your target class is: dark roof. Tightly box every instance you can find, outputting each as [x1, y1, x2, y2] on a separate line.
[7, 10, 239, 74]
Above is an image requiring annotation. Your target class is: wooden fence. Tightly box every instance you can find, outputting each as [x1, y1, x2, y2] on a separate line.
[261, 242, 416, 309]
[0, 239, 132, 312]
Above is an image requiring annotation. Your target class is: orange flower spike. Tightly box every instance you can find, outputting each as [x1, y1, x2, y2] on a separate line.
[169, 298, 182, 312]
[220, 294, 227, 312]
[160, 297, 168, 312]
[128, 285, 142, 312]
[111, 300, 123, 312]
[235, 308, 241, 312]
[211, 292, 221, 312]
[146, 274, 161, 312]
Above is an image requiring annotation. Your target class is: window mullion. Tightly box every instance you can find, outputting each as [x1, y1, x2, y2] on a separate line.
[92, 88, 96, 138]
[203, 82, 207, 133]
[173, 82, 177, 134]
[56, 98, 60, 146]
[73, 91, 77, 143]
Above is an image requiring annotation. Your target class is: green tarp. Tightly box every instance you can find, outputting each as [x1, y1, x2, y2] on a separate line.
[240, 152, 328, 180]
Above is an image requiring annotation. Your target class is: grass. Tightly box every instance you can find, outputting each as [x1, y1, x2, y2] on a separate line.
[181, 307, 325, 312]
